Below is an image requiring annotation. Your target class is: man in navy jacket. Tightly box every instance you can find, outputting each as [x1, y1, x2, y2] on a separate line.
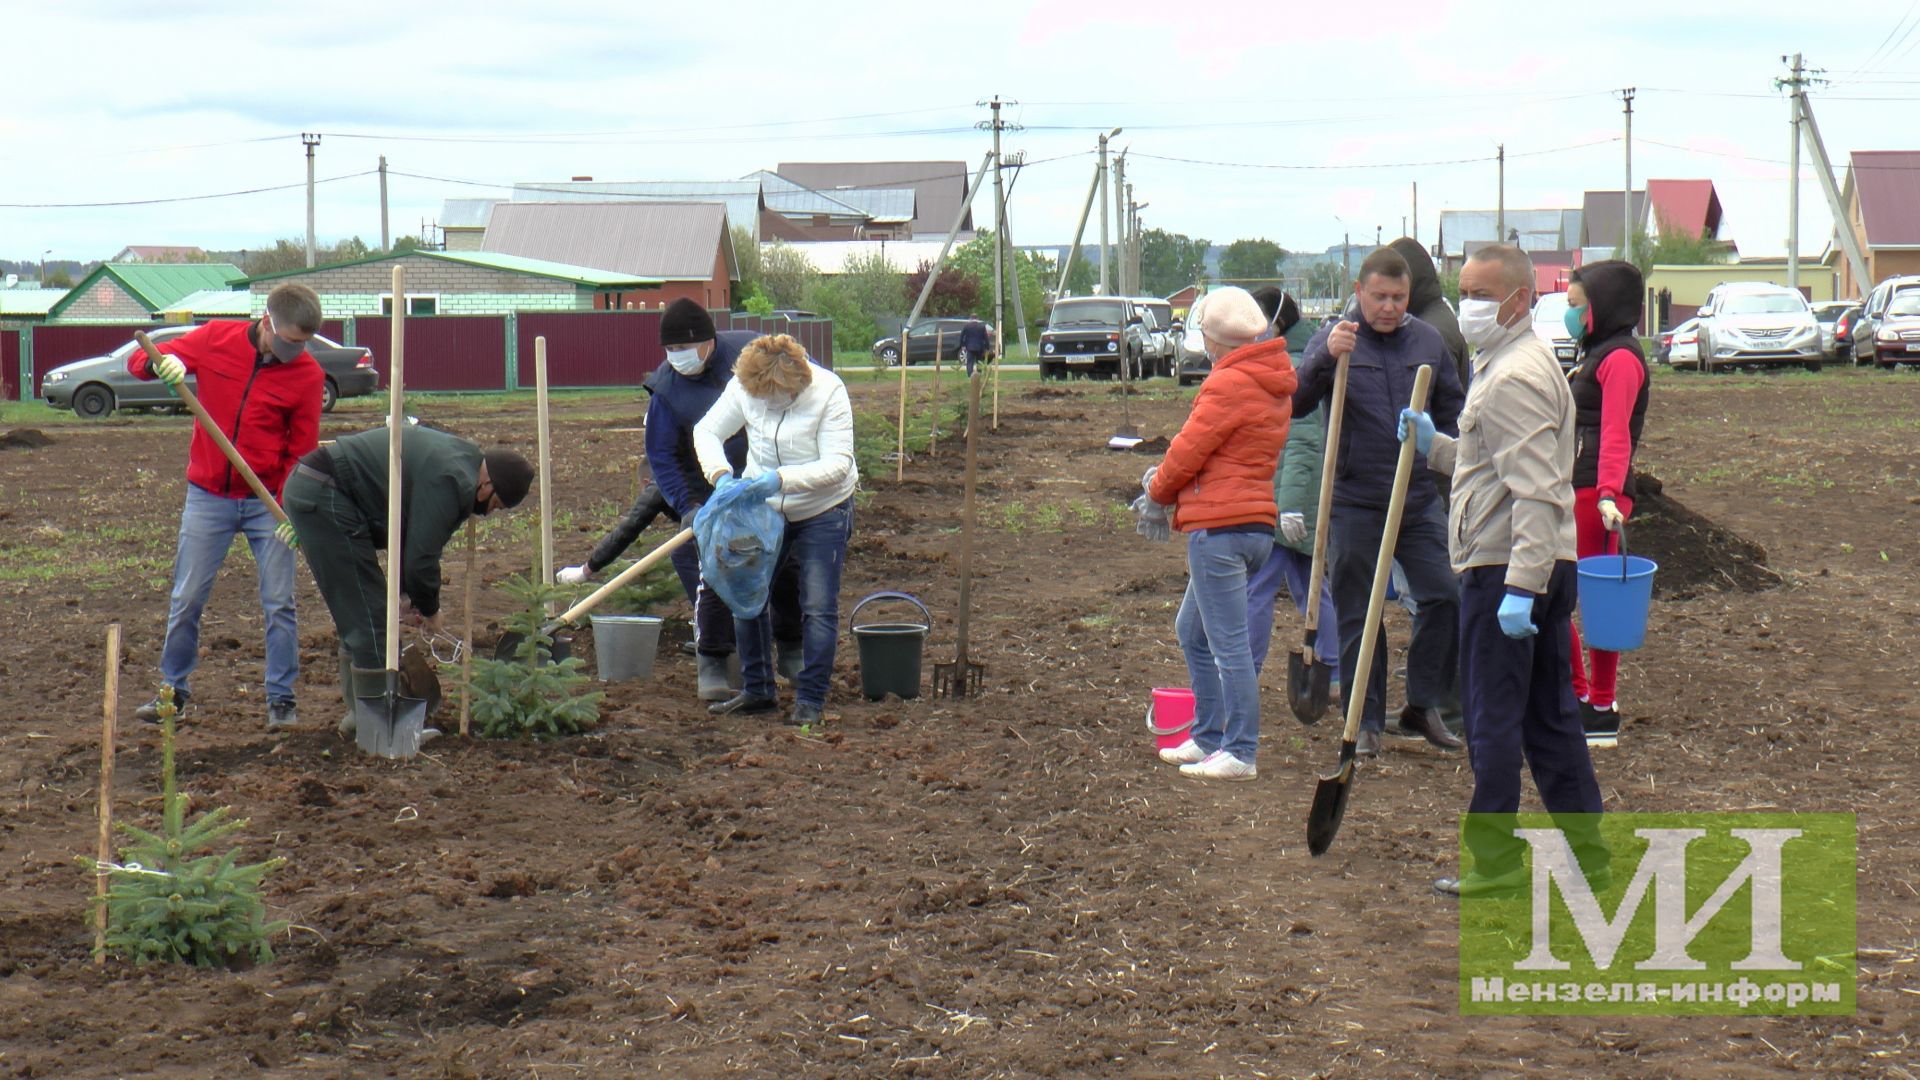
[1293, 248, 1467, 756]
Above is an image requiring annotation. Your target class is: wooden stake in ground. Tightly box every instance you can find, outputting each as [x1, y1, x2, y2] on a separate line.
[535, 335, 554, 609]
[93, 622, 121, 965]
[460, 518, 475, 738]
[931, 328, 944, 455]
[896, 322, 911, 481]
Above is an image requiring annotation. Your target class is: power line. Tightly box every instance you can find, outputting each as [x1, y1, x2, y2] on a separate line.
[316, 105, 971, 144]
[387, 152, 1092, 199]
[0, 170, 377, 209]
[316, 124, 984, 147]
[1127, 137, 1619, 172]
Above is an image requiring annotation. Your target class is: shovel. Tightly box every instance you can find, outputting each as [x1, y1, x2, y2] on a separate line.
[356, 265, 432, 759]
[934, 371, 986, 698]
[134, 332, 290, 528]
[1307, 364, 1433, 857]
[1287, 352, 1350, 725]
[494, 527, 694, 661]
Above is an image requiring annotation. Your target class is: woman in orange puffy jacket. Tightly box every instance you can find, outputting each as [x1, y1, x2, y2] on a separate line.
[1145, 287, 1297, 781]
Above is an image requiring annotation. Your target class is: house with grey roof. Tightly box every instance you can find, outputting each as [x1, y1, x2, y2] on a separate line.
[238, 248, 665, 315]
[481, 201, 737, 310]
[776, 161, 973, 238]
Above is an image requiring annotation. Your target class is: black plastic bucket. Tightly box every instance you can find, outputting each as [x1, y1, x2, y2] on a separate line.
[849, 592, 931, 701]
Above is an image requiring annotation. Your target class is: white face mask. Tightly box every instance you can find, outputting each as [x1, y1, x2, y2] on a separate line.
[665, 347, 705, 375]
[1457, 289, 1522, 349]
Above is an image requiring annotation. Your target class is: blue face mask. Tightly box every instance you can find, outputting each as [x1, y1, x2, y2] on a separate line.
[1563, 304, 1589, 342]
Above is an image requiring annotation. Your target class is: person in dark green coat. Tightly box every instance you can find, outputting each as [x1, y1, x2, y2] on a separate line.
[1244, 290, 1341, 678]
[282, 424, 533, 692]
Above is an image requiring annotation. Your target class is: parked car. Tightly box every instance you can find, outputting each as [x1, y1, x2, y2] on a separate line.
[1868, 291, 1920, 368]
[1692, 282, 1824, 372]
[1658, 318, 1700, 368]
[1530, 292, 1579, 371]
[870, 318, 993, 366]
[1829, 304, 1863, 362]
[1131, 298, 1178, 378]
[1810, 300, 1855, 358]
[1852, 275, 1920, 365]
[40, 324, 380, 419]
[1038, 297, 1150, 381]
[1175, 326, 1211, 386]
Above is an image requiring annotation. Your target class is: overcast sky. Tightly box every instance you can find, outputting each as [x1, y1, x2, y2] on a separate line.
[5, 0, 1916, 268]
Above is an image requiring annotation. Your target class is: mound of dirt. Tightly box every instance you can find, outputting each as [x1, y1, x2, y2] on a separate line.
[0, 429, 53, 450]
[1625, 471, 1782, 599]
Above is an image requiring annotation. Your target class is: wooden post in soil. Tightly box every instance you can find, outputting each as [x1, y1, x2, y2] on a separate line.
[535, 336, 554, 613]
[895, 321, 911, 481]
[931, 328, 944, 454]
[94, 622, 121, 965]
[460, 519, 475, 738]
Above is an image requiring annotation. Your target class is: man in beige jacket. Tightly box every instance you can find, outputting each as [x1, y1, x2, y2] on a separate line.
[1398, 244, 1604, 898]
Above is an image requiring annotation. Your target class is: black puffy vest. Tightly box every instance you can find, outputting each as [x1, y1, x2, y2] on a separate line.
[1570, 332, 1648, 495]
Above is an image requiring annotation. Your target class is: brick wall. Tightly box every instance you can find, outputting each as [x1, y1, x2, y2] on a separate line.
[248, 255, 582, 315]
[57, 278, 149, 322]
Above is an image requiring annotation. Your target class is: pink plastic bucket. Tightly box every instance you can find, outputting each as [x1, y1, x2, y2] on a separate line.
[1146, 687, 1195, 751]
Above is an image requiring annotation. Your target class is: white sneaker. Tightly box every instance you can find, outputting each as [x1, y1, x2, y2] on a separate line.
[1158, 738, 1207, 765]
[1179, 750, 1257, 781]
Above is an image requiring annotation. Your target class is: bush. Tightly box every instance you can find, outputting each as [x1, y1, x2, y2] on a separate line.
[464, 576, 602, 740]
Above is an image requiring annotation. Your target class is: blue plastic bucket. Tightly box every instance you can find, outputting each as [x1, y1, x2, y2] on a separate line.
[1576, 554, 1659, 652]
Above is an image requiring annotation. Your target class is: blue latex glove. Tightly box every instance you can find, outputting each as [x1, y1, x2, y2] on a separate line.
[1497, 593, 1538, 639]
[1398, 408, 1435, 455]
[744, 470, 782, 499]
[711, 473, 743, 500]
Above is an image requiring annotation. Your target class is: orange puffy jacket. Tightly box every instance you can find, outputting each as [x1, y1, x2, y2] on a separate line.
[1147, 338, 1297, 532]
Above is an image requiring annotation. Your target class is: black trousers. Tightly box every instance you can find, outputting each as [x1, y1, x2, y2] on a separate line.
[1458, 560, 1605, 875]
[283, 469, 388, 670]
[1329, 500, 1459, 733]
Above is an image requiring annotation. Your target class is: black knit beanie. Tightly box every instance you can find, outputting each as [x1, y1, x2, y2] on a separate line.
[660, 298, 716, 346]
[483, 450, 534, 508]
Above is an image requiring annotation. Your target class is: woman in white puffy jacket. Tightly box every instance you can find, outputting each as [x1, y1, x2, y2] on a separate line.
[693, 334, 858, 727]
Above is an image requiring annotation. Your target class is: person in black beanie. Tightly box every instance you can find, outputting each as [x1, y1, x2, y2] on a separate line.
[558, 298, 801, 700]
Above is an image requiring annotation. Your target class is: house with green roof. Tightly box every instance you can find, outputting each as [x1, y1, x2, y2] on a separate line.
[239, 249, 667, 316]
[48, 263, 245, 322]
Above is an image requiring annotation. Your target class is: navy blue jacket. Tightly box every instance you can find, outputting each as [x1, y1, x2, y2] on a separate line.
[1292, 313, 1465, 512]
[960, 320, 990, 353]
[644, 329, 757, 516]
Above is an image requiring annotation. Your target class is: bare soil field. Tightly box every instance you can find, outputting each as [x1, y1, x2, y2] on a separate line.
[1, 367, 1916, 1078]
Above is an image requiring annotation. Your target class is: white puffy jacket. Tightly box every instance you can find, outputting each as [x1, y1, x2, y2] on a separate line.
[692, 362, 858, 522]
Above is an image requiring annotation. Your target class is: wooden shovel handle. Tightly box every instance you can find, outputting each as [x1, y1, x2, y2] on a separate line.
[134, 332, 288, 525]
[1333, 364, 1433, 745]
[547, 528, 694, 632]
[1302, 352, 1350, 629]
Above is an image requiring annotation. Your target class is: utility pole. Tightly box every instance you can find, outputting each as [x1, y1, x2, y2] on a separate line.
[1620, 88, 1636, 264]
[1779, 59, 1868, 292]
[1124, 182, 1137, 295]
[1343, 231, 1351, 286]
[1782, 54, 1805, 290]
[1055, 160, 1103, 298]
[1113, 150, 1129, 296]
[1412, 181, 1418, 248]
[1097, 130, 1118, 295]
[1376, 225, 1382, 249]
[301, 133, 321, 267]
[378, 155, 390, 251]
[1496, 144, 1505, 243]
[978, 97, 1022, 367]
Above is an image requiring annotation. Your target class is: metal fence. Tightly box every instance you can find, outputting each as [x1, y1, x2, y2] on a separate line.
[4, 310, 836, 400]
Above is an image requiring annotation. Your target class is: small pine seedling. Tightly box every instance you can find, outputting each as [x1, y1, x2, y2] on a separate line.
[95, 688, 286, 967]
[464, 575, 602, 740]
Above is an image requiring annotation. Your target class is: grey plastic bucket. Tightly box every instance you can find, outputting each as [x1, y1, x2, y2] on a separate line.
[589, 615, 663, 682]
[850, 592, 930, 701]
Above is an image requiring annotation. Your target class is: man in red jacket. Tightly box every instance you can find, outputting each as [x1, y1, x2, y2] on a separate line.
[129, 284, 325, 730]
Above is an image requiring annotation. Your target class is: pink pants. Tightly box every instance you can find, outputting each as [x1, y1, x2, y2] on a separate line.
[1569, 488, 1631, 707]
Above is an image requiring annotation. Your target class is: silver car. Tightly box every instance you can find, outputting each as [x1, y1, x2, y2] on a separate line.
[1531, 292, 1578, 371]
[1693, 283, 1824, 372]
[41, 323, 379, 418]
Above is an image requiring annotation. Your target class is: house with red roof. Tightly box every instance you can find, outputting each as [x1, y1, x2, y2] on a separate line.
[1835, 151, 1920, 300]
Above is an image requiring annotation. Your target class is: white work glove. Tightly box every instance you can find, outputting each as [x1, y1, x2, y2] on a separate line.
[557, 565, 591, 586]
[152, 354, 186, 387]
[1598, 498, 1625, 532]
[1279, 512, 1307, 545]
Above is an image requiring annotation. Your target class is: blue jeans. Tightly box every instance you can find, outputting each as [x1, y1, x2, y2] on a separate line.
[736, 500, 853, 708]
[1246, 543, 1341, 680]
[1176, 528, 1272, 762]
[159, 485, 298, 702]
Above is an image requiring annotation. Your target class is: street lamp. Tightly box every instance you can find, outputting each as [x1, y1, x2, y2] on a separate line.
[41, 249, 51, 287]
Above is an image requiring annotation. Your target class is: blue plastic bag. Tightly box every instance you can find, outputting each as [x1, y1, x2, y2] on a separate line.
[692, 479, 786, 618]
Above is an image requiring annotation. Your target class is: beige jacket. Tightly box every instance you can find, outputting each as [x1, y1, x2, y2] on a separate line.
[1427, 322, 1577, 593]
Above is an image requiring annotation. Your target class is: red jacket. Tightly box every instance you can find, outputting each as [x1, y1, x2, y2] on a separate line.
[129, 320, 323, 499]
[1149, 338, 1297, 531]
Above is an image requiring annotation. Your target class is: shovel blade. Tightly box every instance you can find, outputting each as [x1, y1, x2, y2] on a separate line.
[1286, 648, 1331, 726]
[354, 676, 433, 759]
[1306, 743, 1360, 856]
[492, 630, 572, 665]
